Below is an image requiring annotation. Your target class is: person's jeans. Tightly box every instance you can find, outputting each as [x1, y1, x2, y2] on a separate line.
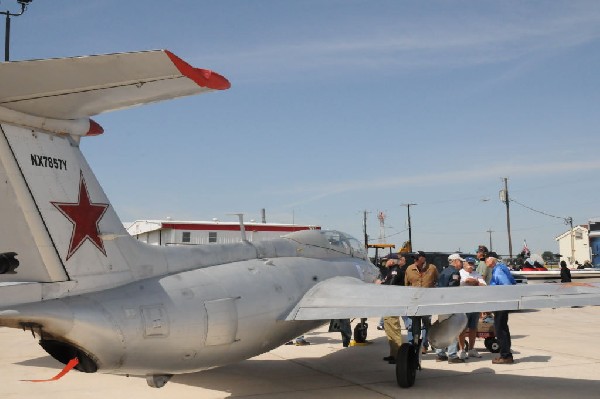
[493, 310, 512, 358]
[401, 316, 413, 342]
[435, 339, 458, 358]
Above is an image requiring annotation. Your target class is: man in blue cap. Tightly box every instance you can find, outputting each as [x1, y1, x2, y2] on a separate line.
[434, 253, 465, 363]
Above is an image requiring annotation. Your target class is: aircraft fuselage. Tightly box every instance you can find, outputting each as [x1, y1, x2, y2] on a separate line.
[7, 231, 378, 376]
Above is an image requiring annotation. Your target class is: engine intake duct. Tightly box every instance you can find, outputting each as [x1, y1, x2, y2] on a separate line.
[39, 339, 98, 373]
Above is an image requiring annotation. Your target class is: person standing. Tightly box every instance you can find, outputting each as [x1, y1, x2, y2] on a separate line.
[560, 260, 572, 283]
[405, 251, 438, 354]
[486, 252, 516, 364]
[328, 319, 352, 347]
[458, 257, 486, 359]
[435, 253, 465, 363]
[380, 254, 404, 364]
[396, 255, 413, 345]
[475, 245, 492, 285]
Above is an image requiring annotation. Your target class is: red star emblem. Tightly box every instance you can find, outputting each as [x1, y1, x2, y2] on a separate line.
[51, 172, 109, 261]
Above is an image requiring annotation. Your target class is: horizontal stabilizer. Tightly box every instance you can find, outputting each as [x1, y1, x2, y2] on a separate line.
[0, 50, 230, 120]
[0, 282, 43, 308]
[284, 277, 600, 320]
[0, 50, 229, 292]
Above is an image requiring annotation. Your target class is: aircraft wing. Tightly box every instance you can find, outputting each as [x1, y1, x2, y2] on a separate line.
[284, 276, 600, 320]
[0, 50, 230, 120]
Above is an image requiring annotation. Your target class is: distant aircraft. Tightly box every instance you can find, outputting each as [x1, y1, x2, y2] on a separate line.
[1, 50, 600, 389]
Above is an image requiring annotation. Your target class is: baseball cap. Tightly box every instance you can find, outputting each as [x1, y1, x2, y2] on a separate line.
[384, 253, 399, 260]
[465, 256, 477, 264]
[413, 251, 426, 258]
[485, 251, 499, 260]
[448, 253, 465, 262]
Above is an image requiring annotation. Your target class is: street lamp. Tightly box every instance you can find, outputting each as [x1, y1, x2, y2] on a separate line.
[1, 0, 33, 61]
[566, 216, 575, 266]
[487, 228, 493, 251]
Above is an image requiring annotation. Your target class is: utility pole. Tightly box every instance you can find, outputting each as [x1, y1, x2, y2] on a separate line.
[401, 203, 417, 251]
[566, 216, 575, 265]
[362, 210, 370, 249]
[1, 1, 33, 62]
[499, 178, 513, 259]
[486, 228, 494, 251]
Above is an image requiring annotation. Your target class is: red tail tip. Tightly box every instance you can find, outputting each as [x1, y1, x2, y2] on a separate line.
[86, 119, 104, 136]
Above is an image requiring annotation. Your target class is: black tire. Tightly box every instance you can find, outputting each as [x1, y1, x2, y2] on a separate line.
[484, 337, 500, 353]
[396, 343, 417, 388]
[353, 322, 368, 343]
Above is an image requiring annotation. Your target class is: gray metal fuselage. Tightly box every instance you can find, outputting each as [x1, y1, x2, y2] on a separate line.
[8, 231, 378, 376]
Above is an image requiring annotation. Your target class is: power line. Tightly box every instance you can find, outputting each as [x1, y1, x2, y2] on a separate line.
[509, 198, 566, 221]
[509, 197, 575, 262]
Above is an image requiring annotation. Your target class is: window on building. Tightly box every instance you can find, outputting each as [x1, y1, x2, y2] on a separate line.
[182, 231, 191, 243]
[209, 232, 217, 243]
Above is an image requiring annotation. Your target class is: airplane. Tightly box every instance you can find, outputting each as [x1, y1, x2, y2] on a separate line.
[1, 50, 600, 390]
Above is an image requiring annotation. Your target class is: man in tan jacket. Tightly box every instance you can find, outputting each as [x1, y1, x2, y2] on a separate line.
[405, 251, 438, 353]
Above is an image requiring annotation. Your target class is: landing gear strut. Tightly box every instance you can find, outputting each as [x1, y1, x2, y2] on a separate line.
[353, 318, 368, 343]
[396, 316, 428, 388]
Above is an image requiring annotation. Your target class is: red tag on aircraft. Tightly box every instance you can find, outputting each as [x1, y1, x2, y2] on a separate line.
[52, 172, 109, 260]
[23, 357, 79, 382]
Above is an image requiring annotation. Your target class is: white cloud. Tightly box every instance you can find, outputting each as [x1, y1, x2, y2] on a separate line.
[199, 3, 600, 78]
[279, 159, 600, 208]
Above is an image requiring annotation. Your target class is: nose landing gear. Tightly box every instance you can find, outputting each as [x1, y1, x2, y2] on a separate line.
[395, 342, 421, 388]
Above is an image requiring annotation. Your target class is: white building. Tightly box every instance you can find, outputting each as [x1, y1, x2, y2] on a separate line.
[588, 219, 600, 266]
[126, 220, 320, 246]
[555, 225, 589, 266]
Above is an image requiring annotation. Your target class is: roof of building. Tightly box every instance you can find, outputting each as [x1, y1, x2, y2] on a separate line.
[554, 224, 589, 241]
[126, 219, 320, 236]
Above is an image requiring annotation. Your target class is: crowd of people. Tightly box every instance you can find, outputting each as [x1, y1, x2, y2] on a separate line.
[376, 245, 517, 365]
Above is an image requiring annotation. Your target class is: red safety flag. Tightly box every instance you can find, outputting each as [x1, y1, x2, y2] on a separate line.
[22, 357, 79, 382]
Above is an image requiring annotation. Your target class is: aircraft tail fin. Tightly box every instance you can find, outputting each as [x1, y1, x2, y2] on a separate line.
[0, 50, 229, 288]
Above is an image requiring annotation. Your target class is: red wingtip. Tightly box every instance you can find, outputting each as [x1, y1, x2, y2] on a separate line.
[165, 50, 231, 90]
[86, 119, 104, 136]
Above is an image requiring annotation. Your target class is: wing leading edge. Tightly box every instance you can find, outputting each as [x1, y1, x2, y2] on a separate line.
[284, 276, 600, 320]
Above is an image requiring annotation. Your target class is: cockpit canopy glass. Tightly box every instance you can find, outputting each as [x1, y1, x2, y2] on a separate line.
[284, 230, 367, 259]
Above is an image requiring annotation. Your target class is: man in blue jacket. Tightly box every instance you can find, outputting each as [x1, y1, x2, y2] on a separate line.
[486, 252, 516, 364]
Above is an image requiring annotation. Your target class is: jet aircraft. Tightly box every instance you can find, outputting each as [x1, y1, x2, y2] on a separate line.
[1, 50, 600, 389]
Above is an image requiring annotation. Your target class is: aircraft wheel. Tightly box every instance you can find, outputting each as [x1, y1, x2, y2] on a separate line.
[353, 321, 368, 343]
[396, 343, 417, 388]
[484, 337, 500, 353]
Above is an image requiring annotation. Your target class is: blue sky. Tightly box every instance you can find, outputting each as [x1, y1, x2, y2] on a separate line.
[8, 0, 600, 257]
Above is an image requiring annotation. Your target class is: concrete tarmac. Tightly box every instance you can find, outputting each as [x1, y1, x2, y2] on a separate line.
[1, 306, 599, 398]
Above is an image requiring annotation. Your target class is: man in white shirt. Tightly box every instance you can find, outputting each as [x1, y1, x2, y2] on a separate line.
[458, 257, 486, 359]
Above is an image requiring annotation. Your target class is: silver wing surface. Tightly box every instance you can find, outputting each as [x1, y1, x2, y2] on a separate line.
[284, 276, 600, 320]
[0, 50, 229, 120]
